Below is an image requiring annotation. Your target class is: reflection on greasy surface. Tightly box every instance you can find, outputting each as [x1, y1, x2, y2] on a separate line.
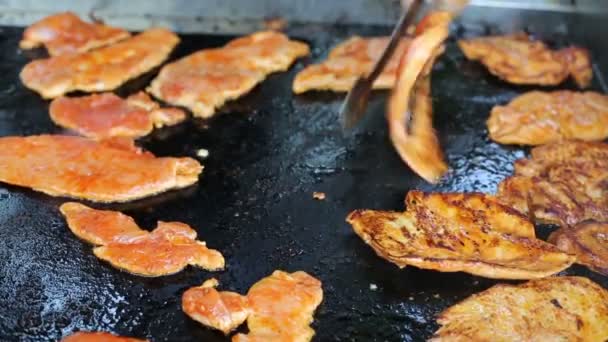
[0, 21, 607, 342]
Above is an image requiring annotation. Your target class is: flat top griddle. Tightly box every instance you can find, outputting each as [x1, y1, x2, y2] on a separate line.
[0, 18, 607, 342]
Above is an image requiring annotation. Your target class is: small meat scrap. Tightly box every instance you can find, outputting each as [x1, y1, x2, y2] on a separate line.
[549, 221, 608, 276]
[148, 31, 309, 118]
[20, 12, 130, 56]
[312, 192, 326, 200]
[459, 33, 592, 87]
[60, 202, 224, 276]
[21, 28, 179, 98]
[61, 331, 147, 342]
[347, 191, 574, 279]
[183, 271, 323, 342]
[292, 36, 411, 93]
[488, 91, 608, 145]
[497, 140, 608, 226]
[50, 92, 186, 139]
[0, 135, 202, 202]
[182, 278, 251, 334]
[431, 277, 608, 341]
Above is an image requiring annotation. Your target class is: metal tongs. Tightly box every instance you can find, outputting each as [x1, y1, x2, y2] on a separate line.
[339, 0, 468, 132]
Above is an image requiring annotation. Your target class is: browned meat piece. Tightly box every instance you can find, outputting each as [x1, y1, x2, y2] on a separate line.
[549, 221, 608, 276]
[61, 331, 146, 342]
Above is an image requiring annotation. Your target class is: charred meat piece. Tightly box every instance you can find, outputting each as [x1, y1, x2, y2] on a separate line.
[50, 92, 186, 139]
[549, 221, 608, 276]
[347, 190, 575, 279]
[488, 91, 608, 146]
[21, 28, 179, 98]
[20, 12, 130, 56]
[0, 135, 201, 202]
[148, 31, 309, 118]
[292, 36, 411, 93]
[60, 202, 224, 276]
[459, 33, 592, 87]
[431, 276, 608, 341]
[61, 331, 146, 342]
[497, 141, 608, 225]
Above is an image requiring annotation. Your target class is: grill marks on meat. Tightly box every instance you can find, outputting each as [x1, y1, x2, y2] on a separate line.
[487, 91, 608, 145]
[20, 12, 130, 56]
[458, 33, 592, 87]
[60, 202, 225, 277]
[430, 277, 608, 341]
[497, 141, 608, 225]
[347, 190, 574, 279]
[0, 135, 202, 202]
[292, 36, 411, 93]
[549, 221, 608, 276]
[182, 271, 323, 341]
[21, 28, 179, 98]
[50, 92, 186, 139]
[148, 31, 309, 118]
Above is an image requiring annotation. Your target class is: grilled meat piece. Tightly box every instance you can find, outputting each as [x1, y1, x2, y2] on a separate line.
[347, 191, 575, 279]
[60, 202, 224, 276]
[61, 331, 146, 342]
[20, 12, 130, 56]
[549, 221, 608, 276]
[459, 33, 592, 87]
[431, 276, 608, 341]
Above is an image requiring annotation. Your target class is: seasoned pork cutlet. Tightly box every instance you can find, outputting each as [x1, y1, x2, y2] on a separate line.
[292, 36, 411, 93]
[498, 141, 608, 226]
[21, 28, 179, 98]
[0, 135, 201, 202]
[459, 33, 592, 87]
[347, 191, 575, 279]
[431, 277, 608, 341]
[488, 91, 608, 145]
[148, 31, 309, 118]
[50, 92, 186, 139]
[20, 12, 130, 56]
[549, 221, 608, 276]
[60, 202, 224, 276]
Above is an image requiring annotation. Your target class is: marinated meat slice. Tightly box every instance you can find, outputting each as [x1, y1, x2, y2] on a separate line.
[387, 11, 451, 183]
[20, 12, 130, 56]
[487, 91, 608, 145]
[182, 278, 251, 334]
[148, 31, 309, 118]
[549, 221, 608, 276]
[431, 277, 608, 341]
[50, 92, 186, 139]
[234, 271, 323, 342]
[21, 28, 179, 98]
[292, 36, 411, 93]
[497, 141, 608, 225]
[458, 33, 592, 87]
[60, 202, 225, 276]
[347, 190, 575, 279]
[61, 331, 146, 342]
[0, 135, 201, 202]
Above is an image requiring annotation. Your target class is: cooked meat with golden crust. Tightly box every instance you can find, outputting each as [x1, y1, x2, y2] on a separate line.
[292, 36, 410, 93]
[0, 135, 201, 202]
[488, 91, 608, 145]
[497, 141, 608, 225]
[50, 92, 186, 139]
[387, 11, 450, 183]
[21, 28, 179, 98]
[20, 12, 130, 56]
[148, 31, 309, 118]
[431, 276, 608, 341]
[61, 331, 146, 342]
[347, 190, 574, 279]
[458, 33, 592, 87]
[60, 202, 225, 276]
[549, 221, 608, 276]
[233, 271, 323, 342]
[182, 278, 251, 335]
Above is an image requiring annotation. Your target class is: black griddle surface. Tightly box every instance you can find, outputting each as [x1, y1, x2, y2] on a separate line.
[0, 22, 607, 342]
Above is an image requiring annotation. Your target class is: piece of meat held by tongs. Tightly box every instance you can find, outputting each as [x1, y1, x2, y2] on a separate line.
[388, 5, 465, 183]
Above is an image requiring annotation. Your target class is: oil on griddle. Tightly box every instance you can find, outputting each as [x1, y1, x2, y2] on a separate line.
[0, 15, 607, 342]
